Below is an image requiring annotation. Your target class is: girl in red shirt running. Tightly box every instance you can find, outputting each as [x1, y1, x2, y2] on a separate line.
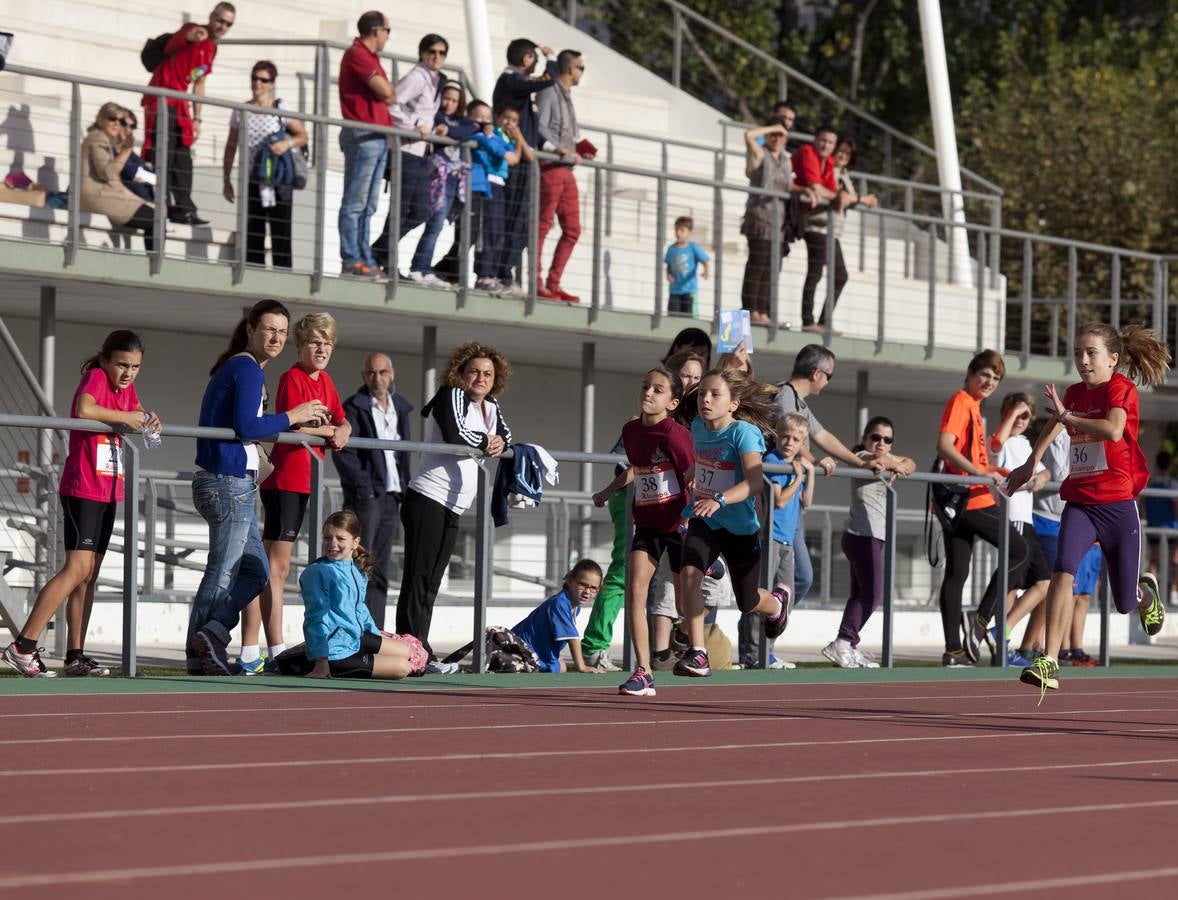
[1006, 323, 1170, 696]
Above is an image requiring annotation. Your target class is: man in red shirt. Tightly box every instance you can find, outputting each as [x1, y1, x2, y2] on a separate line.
[338, 11, 396, 277]
[792, 125, 846, 332]
[142, 3, 235, 226]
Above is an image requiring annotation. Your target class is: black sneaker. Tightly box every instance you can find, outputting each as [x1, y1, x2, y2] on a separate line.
[193, 626, 233, 675]
[942, 650, 974, 668]
[167, 208, 209, 226]
[763, 586, 792, 639]
[673, 648, 711, 677]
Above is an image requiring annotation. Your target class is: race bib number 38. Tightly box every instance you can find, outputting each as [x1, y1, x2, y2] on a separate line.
[694, 458, 737, 498]
[635, 463, 681, 506]
[1069, 433, 1107, 477]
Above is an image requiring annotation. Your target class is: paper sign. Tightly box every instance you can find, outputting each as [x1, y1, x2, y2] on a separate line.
[716, 309, 753, 354]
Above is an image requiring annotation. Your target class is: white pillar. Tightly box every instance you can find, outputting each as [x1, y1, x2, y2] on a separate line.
[463, 0, 497, 102]
[917, 0, 972, 286]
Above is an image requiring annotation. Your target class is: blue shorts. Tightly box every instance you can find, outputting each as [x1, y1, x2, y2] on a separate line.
[1073, 544, 1103, 596]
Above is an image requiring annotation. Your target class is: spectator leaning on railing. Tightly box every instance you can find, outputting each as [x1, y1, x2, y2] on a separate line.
[222, 61, 308, 270]
[80, 103, 156, 251]
[142, 3, 235, 227]
[338, 11, 396, 279]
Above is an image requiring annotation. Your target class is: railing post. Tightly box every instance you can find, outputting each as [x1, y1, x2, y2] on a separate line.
[591, 165, 603, 321]
[311, 50, 330, 293]
[456, 143, 473, 307]
[713, 152, 724, 322]
[769, 198, 781, 342]
[824, 215, 836, 345]
[989, 197, 1002, 289]
[1066, 245, 1078, 376]
[163, 482, 175, 590]
[307, 446, 324, 566]
[605, 133, 614, 237]
[385, 134, 402, 302]
[528, 154, 540, 315]
[821, 511, 832, 605]
[993, 493, 1009, 667]
[1020, 238, 1033, 367]
[671, 7, 683, 88]
[65, 82, 82, 267]
[567, 0, 578, 26]
[925, 229, 936, 359]
[621, 482, 634, 672]
[654, 174, 667, 329]
[903, 185, 913, 278]
[471, 460, 493, 672]
[233, 108, 250, 285]
[1110, 253, 1121, 330]
[975, 231, 986, 350]
[143, 476, 157, 596]
[1153, 257, 1166, 343]
[757, 474, 774, 669]
[875, 211, 886, 353]
[151, 97, 169, 275]
[122, 439, 140, 677]
[857, 175, 867, 272]
[882, 481, 897, 667]
[1098, 557, 1110, 666]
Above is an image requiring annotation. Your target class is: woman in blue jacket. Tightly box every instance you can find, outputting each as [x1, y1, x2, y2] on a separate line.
[302, 510, 427, 678]
[188, 299, 330, 675]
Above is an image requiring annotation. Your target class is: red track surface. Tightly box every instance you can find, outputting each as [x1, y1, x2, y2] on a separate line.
[3, 678, 1178, 899]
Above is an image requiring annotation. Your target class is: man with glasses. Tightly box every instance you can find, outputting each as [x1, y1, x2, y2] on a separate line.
[372, 33, 450, 279]
[776, 344, 884, 607]
[142, 2, 236, 226]
[338, 11, 396, 278]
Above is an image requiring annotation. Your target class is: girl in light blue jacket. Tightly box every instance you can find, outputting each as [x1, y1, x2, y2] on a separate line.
[301, 510, 427, 679]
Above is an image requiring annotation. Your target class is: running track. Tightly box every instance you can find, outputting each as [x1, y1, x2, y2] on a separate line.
[1, 671, 1177, 899]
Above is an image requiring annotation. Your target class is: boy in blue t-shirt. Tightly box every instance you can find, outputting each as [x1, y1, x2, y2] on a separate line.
[739, 413, 813, 667]
[469, 101, 524, 293]
[664, 215, 711, 317]
[511, 559, 604, 673]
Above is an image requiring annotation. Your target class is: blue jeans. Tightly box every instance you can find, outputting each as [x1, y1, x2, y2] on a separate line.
[411, 173, 458, 274]
[338, 130, 388, 268]
[373, 151, 431, 270]
[793, 515, 813, 604]
[187, 472, 269, 653]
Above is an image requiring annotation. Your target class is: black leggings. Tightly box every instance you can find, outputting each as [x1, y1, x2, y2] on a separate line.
[741, 237, 774, 317]
[395, 489, 459, 657]
[938, 505, 1030, 652]
[125, 204, 155, 252]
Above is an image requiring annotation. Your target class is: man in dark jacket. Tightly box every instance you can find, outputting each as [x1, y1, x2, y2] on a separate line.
[332, 352, 413, 626]
[492, 38, 559, 291]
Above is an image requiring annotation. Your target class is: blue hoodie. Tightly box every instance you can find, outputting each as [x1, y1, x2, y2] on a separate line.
[300, 556, 379, 661]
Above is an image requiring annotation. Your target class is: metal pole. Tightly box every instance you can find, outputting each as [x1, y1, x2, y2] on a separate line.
[857, 176, 867, 272]
[422, 324, 438, 405]
[621, 482, 634, 672]
[875, 212, 887, 353]
[122, 440, 140, 676]
[925, 229, 936, 359]
[311, 47, 329, 293]
[1066, 246, 1078, 377]
[757, 475, 773, 669]
[37, 290, 55, 637]
[528, 154, 540, 314]
[903, 185, 913, 278]
[1110, 253, 1121, 329]
[605, 134, 614, 237]
[989, 198, 1001, 289]
[471, 461, 493, 672]
[769, 197, 781, 342]
[581, 342, 596, 558]
[672, 8, 683, 88]
[233, 109, 250, 284]
[975, 231, 986, 349]
[713, 152, 724, 322]
[163, 482, 175, 590]
[1153, 257, 1166, 340]
[1021, 238, 1033, 367]
[386, 135, 402, 302]
[654, 174, 667, 328]
[881, 483, 897, 667]
[308, 447, 324, 566]
[992, 494, 1010, 667]
[65, 82, 82, 267]
[457, 144, 472, 307]
[151, 97, 169, 276]
[1098, 558, 1110, 667]
[591, 166, 603, 320]
[143, 477, 157, 596]
[855, 370, 869, 437]
[824, 220, 836, 344]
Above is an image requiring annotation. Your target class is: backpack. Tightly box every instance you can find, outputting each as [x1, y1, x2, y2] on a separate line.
[140, 32, 174, 73]
[254, 131, 308, 190]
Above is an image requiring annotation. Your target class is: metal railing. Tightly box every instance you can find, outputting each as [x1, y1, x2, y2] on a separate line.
[0, 64, 1173, 361]
[3, 412, 1175, 677]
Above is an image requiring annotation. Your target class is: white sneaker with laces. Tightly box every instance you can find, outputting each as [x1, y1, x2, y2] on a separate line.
[425, 660, 459, 675]
[821, 639, 860, 668]
[2, 642, 57, 678]
[851, 646, 880, 668]
[419, 272, 450, 287]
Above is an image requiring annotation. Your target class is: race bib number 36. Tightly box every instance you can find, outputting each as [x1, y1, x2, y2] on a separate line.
[1069, 433, 1107, 477]
[694, 458, 737, 498]
[635, 463, 681, 506]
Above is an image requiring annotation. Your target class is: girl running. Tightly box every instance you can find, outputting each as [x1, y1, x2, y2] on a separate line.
[301, 510, 427, 679]
[676, 369, 790, 677]
[1006, 323, 1170, 695]
[2, 330, 159, 677]
[593, 366, 695, 697]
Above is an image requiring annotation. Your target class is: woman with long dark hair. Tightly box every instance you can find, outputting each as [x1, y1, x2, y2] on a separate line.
[187, 299, 329, 674]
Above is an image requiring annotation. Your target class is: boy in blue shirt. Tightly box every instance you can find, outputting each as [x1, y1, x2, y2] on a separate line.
[468, 100, 523, 294]
[511, 559, 605, 672]
[664, 216, 711, 317]
[739, 412, 814, 667]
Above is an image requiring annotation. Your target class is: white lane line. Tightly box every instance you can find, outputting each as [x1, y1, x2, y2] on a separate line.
[8, 726, 1178, 778]
[4, 797, 1178, 889]
[2, 755, 1176, 827]
[2, 687, 1176, 719]
[822, 867, 1178, 900]
[3, 703, 1177, 746]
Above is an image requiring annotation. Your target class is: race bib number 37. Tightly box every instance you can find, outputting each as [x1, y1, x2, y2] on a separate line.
[635, 463, 681, 506]
[694, 458, 737, 498]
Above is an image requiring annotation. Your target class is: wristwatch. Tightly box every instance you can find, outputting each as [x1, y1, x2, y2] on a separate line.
[715, 493, 728, 507]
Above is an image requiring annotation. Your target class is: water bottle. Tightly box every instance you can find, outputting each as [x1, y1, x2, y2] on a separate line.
[141, 425, 162, 450]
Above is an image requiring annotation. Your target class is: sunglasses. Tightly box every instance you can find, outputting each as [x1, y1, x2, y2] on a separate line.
[251, 75, 273, 84]
[867, 434, 894, 444]
[107, 115, 134, 127]
[425, 47, 448, 57]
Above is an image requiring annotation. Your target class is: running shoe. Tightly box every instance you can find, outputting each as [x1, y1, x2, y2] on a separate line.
[618, 666, 656, 697]
[1138, 573, 1165, 636]
[1068, 649, 1099, 668]
[1005, 646, 1034, 667]
[767, 654, 797, 670]
[62, 654, 111, 677]
[673, 648, 711, 677]
[1, 642, 56, 678]
[585, 650, 621, 672]
[822, 639, 860, 668]
[763, 586, 792, 640]
[237, 656, 266, 676]
[851, 645, 881, 668]
[1020, 654, 1060, 702]
[650, 650, 678, 672]
[193, 626, 233, 675]
[941, 650, 973, 668]
[425, 660, 459, 675]
[669, 624, 690, 655]
[963, 613, 997, 663]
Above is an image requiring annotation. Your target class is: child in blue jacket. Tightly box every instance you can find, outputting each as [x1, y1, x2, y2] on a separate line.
[301, 510, 427, 679]
[467, 100, 522, 292]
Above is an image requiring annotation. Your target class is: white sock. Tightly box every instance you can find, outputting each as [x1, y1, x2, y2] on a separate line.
[240, 645, 260, 663]
[691, 646, 706, 653]
[268, 643, 286, 658]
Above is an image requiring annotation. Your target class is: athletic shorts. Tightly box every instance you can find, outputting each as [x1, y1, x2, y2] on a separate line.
[681, 519, 763, 613]
[328, 632, 383, 678]
[261, 488, 309, 542]
[1015, 524, 1052, 587]
[61, 495, 116, 554]
[631, 527, 683, 573]
[1073, 544, 1103, 596]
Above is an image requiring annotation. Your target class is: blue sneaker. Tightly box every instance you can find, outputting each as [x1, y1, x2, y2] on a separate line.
[1005, 645, 1033, 667]
[237, 656, 266, 676]
[619, 666, 656, 696]
[262, 655, 280, 675]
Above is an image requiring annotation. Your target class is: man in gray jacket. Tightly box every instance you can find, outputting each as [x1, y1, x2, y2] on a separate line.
[535, 49, 587, 302]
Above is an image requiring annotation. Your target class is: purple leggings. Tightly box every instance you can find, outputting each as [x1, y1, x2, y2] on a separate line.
[1055, 500, 1142, 614]
[838, 531, 884, 646]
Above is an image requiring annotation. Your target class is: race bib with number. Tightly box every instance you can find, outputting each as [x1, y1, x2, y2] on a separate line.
[1069, 433, 1108, 477]
[694, 458, 737, 498]
[95, 435, 123, 478]
[635, 463, 681, 507]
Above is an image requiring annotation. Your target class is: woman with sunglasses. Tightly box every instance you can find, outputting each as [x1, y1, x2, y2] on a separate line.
[822, 416, 915, 667]
[80, 102, 155, 251]
[222, 60, 307, 269]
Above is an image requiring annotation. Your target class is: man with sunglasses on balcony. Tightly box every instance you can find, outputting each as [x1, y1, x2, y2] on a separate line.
[142, 3, 235, 227]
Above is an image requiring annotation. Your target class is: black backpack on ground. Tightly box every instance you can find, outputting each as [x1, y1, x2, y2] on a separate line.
[140, 32, 174, 73]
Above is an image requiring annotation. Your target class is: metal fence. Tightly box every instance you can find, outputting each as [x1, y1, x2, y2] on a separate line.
[3, 412, 1176, 678]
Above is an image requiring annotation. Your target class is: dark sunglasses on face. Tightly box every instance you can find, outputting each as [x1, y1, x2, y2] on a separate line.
[251, 75, 273, 83]
[868, 434, 894, 444]
[107, 115, 133, 127]
[426, 47, 447, 57]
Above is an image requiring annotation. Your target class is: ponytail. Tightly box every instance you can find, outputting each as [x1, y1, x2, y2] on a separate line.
[1078, 322, 1171, 387]
[352, 544, 375, 577]
[81, 329, 144, 375]
[701, 369, 779, 436]
[210, 299, 290, 375]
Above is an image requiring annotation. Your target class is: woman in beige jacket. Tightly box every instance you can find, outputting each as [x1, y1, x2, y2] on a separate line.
[80, 102, 154, 249]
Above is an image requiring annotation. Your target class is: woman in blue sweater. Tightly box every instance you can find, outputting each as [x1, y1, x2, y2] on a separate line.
[188, 299, 330, 675]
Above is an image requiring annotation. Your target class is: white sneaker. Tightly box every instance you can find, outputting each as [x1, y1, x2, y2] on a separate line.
[419, 272, 451, 288]
[586, 650, 622, 672]
[851, 646, 880, 668]
[766, 656, 796, 670]
[2, 642, 57, 677]
[407, 270, 427, 283]
[821, 639, 860, 668]
[425, 660, 459, 675]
